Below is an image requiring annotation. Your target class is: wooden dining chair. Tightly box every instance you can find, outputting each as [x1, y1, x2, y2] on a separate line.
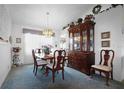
[90, 49, 114, 86]
[45, 50, 66, 83]
[32, 49, 47, 76]
[34, 48, 43, 60]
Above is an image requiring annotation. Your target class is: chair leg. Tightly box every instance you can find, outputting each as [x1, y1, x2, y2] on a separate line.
[45, 67, 49, 77]
[33, 65, 35, 73]
[57, 71, 59, 74]
[52, 71, 55, 83]
[41, 66, 44, 70]
[62, 69, 64, 80]
[105, 72, 110, 86]
[90, 67, 94, 78]
[35, 66, 38, 76]
[41, 65, 46, 70]
[111, 71, 113, 80]
[99, 71, 101, 76]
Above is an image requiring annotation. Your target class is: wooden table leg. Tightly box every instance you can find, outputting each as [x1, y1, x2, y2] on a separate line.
[50, 58, 53, 63]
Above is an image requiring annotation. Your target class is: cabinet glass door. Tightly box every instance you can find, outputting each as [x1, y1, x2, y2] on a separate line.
[82, 31, 87, 51]
[90, 29, 94, 51]
[69, 33, 73, 50]
[74, 33, 80, 50]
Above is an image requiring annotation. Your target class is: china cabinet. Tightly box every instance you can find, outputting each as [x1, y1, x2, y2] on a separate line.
[67, 15, 95, 75]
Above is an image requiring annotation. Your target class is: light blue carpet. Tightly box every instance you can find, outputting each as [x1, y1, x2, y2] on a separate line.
[1, 64, 124, 89]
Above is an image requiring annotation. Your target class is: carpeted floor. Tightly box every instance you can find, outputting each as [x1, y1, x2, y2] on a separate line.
[1, 64, 124, 89]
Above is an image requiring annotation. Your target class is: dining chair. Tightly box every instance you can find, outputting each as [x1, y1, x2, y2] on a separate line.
[45, 50, 66, 83]
[34, 48, 44, 60]
[32, 49, 47, 76]
[90, 49, 114, 86]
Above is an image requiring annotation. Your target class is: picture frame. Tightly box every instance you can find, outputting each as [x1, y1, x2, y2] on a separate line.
[101, 40, 110, 47]
[101, 32, 110, 39]
[16, 38, 21, 43]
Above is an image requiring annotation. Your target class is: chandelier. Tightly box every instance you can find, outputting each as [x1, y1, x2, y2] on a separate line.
[42, 12, 55, 37]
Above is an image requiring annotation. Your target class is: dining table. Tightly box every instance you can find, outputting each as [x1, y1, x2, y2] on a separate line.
[35, 53, 54, 63]
[41, 54, 54, 63]
[35, 53, 68, 63]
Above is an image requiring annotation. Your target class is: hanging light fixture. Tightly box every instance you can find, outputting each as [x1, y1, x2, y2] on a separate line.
[42, 12, 55, 37]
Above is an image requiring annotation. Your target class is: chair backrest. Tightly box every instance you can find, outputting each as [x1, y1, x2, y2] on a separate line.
[32, 49, 37, 66]
[53, 50, 66, 70]
[100, 49, 114, 67]
[35, 48, 43, 54]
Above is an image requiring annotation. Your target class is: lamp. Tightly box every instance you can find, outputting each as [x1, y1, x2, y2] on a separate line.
[42, 12, 55, 37]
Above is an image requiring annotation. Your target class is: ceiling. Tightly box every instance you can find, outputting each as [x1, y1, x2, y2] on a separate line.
[7, 4, 94, 31]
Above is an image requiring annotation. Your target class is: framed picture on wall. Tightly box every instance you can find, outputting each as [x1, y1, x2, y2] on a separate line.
[16, 38, 21, 43]
[101, 32, 110, 39]
[101, 40, 110, 47]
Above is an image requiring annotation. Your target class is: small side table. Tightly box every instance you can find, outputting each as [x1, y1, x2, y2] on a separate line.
[12, 47, 21, 66]
[13, 53, 20, 66]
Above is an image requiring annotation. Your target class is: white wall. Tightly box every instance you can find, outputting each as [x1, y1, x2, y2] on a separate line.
[0, 42, 11, 87]
[0, 5, 11, 40]
[60, 28, 69, 50]
[121, 7, 124, 81]
[0, 5, 12, 87]
[52, 29, 61, 49]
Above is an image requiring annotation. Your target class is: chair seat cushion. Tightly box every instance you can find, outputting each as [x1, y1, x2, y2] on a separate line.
[46, 63, 53, 69]
[91, 65, 112, 72]
[37, 60, 47, 66]
[36, 58, 42, 61]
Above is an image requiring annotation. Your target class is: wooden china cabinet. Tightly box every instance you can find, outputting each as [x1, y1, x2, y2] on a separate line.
[67, 15, 95, 75]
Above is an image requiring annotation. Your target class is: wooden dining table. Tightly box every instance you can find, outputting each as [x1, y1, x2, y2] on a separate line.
[41, 54, 54, 63]
[35, 53, 54, 63]
[35, 53, 68, 63]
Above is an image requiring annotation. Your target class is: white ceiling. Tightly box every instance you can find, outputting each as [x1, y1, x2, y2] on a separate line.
[7, 4, 94, 31]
